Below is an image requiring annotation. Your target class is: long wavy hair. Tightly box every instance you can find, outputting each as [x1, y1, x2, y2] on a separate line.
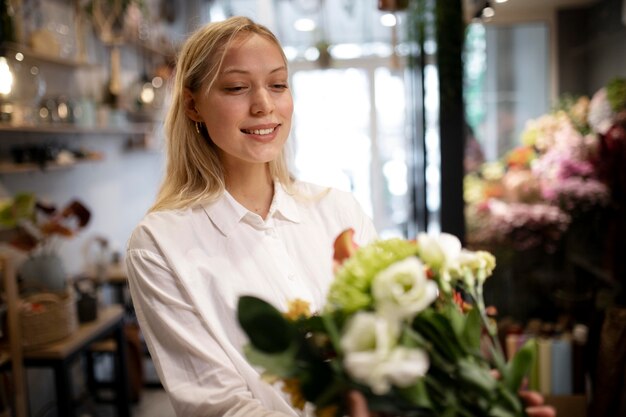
[150, 16, 294, 212]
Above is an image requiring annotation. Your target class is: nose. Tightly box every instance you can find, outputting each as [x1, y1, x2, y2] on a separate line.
[250, 87, 274, 115]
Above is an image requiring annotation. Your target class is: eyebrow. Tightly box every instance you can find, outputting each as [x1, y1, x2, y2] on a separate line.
[220, 66, 288, 76]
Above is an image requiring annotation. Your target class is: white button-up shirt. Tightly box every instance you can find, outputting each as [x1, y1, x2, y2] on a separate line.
[126, 181, 377, 417]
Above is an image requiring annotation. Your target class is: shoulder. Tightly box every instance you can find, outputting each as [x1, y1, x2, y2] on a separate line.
[127, 206, 202, 252]
[291, 180, 360, 207]
[289, 180, 375, 241]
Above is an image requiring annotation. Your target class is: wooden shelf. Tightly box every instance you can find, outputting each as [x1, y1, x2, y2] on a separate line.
[0, 123, 152, 136]
[0, 155, 104, 174]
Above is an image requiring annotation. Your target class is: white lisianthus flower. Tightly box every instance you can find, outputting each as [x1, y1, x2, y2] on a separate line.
[340, 312, 429, 395]
[340, 312, 398, 355]
[416, 233, 463, 290]
[458, 250, 496, 286]
[372, 257, 438, 321]
[378, 346, 430, 390]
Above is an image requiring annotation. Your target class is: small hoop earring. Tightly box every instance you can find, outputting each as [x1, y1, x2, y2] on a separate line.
[195, 121, 202, 135]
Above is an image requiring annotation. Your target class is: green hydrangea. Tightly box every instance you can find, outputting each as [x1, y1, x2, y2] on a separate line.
[326, 238, 419, 314]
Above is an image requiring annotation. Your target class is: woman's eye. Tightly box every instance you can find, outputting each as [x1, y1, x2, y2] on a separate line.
[224, 86, 247, 92]
[272, 84, 288, 90]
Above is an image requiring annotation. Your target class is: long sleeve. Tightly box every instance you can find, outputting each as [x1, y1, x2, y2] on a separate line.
[126, 245, 297, 417]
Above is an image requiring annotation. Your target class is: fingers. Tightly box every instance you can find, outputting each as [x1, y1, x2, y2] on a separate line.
[526, 405, 556, 417]
[346, 390, 370, 417]
[518, 390, 545, 407]
[519, 390, 556, 417]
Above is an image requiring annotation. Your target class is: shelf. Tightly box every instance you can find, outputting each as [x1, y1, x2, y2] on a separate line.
[0, 42, 99, 68]
[0, 123, 153, 136]
[0, 155, 104, 174]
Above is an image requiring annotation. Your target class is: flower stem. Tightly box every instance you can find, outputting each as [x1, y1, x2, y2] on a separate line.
[471, 284, 505, 362]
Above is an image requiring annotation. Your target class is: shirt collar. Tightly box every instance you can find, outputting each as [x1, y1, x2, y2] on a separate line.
[203, 181, 301, 237]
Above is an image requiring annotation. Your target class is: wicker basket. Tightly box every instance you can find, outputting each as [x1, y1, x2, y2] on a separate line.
[20, 290, 78, 348]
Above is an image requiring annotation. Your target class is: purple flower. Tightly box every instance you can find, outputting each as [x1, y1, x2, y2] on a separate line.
[541, 178, 610, 212]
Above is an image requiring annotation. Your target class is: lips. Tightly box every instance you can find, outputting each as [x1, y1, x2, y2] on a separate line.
[242, 127, 275, 135]
[241, 124, 280, 136]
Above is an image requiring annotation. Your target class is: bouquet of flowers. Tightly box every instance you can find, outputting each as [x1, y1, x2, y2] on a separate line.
[237, 230, 536, 417]
[465, 90, 612, 252]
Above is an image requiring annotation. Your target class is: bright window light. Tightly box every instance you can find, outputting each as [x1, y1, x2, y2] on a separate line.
[0, 57, 14, 96]
[330, 43, 362, 59]
[294, 18, 316, 32]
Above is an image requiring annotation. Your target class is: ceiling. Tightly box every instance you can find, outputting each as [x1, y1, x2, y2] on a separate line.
[209, 0, 605, 51]
[463, 0, 602, 23]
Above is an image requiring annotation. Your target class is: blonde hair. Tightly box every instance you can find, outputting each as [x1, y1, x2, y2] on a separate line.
[150, 16, 294, 212]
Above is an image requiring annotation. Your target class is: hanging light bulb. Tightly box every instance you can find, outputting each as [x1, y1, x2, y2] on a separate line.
[482, 2, 495, 21]
[0, 48, 46, 124]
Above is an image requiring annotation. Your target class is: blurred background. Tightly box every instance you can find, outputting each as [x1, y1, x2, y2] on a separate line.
[0, 0, 625, 416]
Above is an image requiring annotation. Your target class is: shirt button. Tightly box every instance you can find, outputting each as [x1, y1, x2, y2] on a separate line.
[265, 229, 275, 237]
[287, 273, 295, 281]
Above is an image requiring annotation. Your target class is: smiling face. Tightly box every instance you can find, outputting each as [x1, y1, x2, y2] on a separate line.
[186, 33, 293, 172]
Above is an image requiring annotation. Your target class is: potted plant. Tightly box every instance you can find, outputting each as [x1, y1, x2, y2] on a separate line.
[0, 192, 91, 293]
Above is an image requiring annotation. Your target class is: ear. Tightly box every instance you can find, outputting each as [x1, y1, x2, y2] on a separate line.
[183, 88, 203, 122]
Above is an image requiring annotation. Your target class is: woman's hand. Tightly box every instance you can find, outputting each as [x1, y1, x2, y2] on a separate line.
[519, 390, 556, 417]
[347, 389, 557, 417]
[346, 390, 370, 417]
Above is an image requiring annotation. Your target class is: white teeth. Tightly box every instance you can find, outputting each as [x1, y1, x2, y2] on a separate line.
[244, 127, 275, 135]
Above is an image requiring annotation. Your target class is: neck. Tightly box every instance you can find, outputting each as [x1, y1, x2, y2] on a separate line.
[225, 163, 274, 218]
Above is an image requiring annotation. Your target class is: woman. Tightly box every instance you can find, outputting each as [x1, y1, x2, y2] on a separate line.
[126, 16, 554, 417]
[126, 16, 376, 417]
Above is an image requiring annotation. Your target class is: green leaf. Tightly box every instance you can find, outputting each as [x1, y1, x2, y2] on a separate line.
[488, 404, 518, 417]
[299, 359, 336, 403]
[398, 378, 433, 409]
[413, 310, 464, 361]
[457, 358, 497, 396]
[237, 296, 295, 353]
[505, 338, 537, 392]
[444, 303, 465, 338]
[321, 311, 342, 352]
[0, 192, 36, 228]
[461, 307, 482, 352]
[308, 377, 347, 409]
[243, 344, 297, 378]
[495, 383, 524, 415]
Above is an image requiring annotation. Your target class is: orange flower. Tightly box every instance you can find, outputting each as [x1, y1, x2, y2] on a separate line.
[332, 228, 359, 268]
[281, 378, 306, 410]
[483, 182, 505, 199]
[506, 146, 536, 169]
[452, 291, 472, 313]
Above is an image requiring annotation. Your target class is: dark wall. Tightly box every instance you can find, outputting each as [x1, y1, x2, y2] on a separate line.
[558, 0, 626, 96]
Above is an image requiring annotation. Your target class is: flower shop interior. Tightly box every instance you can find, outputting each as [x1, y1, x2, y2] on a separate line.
[0, 0, 625, 416]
